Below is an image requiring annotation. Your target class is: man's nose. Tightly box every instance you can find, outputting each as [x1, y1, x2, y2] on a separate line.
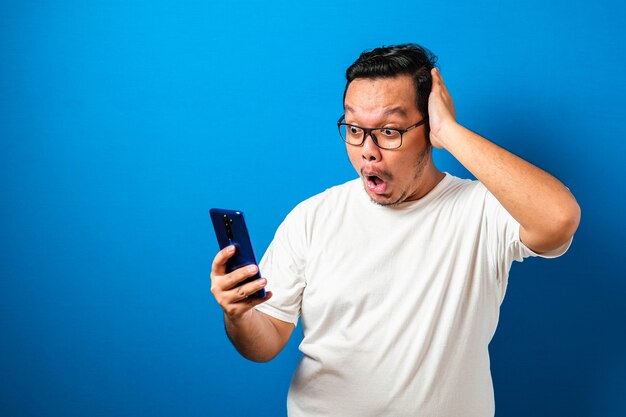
[361, 133, 381, 161]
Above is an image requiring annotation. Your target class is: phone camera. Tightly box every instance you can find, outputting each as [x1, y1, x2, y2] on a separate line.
[223, 215, 234, 240]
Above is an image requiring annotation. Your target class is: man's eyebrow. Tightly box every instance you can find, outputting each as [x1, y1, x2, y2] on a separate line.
[343, 105, 409, 118]
[382, 106, 409, 117]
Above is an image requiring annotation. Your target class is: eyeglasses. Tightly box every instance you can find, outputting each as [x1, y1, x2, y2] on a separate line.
[337, 115, 427, 150]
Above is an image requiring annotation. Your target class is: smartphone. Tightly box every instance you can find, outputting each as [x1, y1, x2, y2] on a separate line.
[210, 208, 266, 299]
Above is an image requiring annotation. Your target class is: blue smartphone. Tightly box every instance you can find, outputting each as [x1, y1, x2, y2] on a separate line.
[209, 208, 266, 299]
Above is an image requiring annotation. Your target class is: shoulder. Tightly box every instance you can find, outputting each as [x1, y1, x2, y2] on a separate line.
[290, 178, 360, 216]
[432, 174, 487, 203]
[276, 178, 360, 231]
[420, 174, 507, 225]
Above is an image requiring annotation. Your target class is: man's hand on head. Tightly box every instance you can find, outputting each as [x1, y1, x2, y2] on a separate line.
[428, 67, 457, 149]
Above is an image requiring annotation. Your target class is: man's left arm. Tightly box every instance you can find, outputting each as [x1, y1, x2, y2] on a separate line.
[428, 68, 581, 254]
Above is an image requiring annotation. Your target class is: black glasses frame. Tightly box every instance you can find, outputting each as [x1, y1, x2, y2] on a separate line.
[337, 115, 427, 150]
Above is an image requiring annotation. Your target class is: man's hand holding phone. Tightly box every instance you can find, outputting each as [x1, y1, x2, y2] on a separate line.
[210, 245, 272, 320]
[209, 208, 292, 362]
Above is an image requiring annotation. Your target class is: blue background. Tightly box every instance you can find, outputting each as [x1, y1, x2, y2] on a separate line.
[1, 0, 625, 416]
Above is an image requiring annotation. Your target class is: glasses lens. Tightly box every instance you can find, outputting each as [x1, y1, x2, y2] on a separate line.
[339, 124, 364, 145]
[338, 124, 402, 149]
[372, 128, 401, 149]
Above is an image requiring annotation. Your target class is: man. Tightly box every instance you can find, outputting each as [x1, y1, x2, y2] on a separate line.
[210, 44, 580, 416]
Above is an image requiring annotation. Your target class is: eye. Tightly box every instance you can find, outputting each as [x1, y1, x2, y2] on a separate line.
[348, 125, 363, 136]
[380, 128, 400, 138]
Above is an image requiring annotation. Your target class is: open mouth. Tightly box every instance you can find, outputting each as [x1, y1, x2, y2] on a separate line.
[365, 174, 387, 195]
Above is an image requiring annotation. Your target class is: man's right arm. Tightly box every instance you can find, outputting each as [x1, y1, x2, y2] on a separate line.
[211, 245, 295, 362]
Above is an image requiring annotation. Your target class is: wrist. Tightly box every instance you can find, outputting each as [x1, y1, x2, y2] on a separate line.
[224, 308, 252, 327]
[431, 119, 461, 149]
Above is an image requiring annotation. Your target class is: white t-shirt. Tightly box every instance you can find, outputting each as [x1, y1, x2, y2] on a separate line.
[256, 174, 570, 417]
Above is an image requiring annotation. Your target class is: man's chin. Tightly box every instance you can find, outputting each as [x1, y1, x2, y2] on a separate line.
[365, 188, 405, 207]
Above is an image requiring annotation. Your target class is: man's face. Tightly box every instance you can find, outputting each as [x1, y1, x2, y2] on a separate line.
[344, 75, 434, 206]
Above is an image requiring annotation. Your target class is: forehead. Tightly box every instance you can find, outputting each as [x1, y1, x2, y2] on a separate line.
[344, 75, 418, 119]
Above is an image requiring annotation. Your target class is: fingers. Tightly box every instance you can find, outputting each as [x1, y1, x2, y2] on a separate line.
[214, 276, 272, 319]
[211, 269, 268, 316]
[225, 274, 267, 303]
[211, 245, 236, 276]
[211, 246, 262, 291]
[427, 67, 457, 149]
[210, 246, 270, 319]
[211, 260, 261, 295]
[222, 291, 274, 319]
[431, 67, 442, 84]
[429, 67, 456, 118]
[221, 264, 260, 291]
[431, 67, 449, 96]
[430, 67, 441, 93]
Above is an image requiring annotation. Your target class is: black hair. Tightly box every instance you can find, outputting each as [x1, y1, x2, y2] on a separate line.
[344, 43, 438, 127]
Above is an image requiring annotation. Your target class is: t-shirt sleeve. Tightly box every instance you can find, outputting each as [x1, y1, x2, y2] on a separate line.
[482, 184, 573, 281]
[254, 205, 308, 326]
